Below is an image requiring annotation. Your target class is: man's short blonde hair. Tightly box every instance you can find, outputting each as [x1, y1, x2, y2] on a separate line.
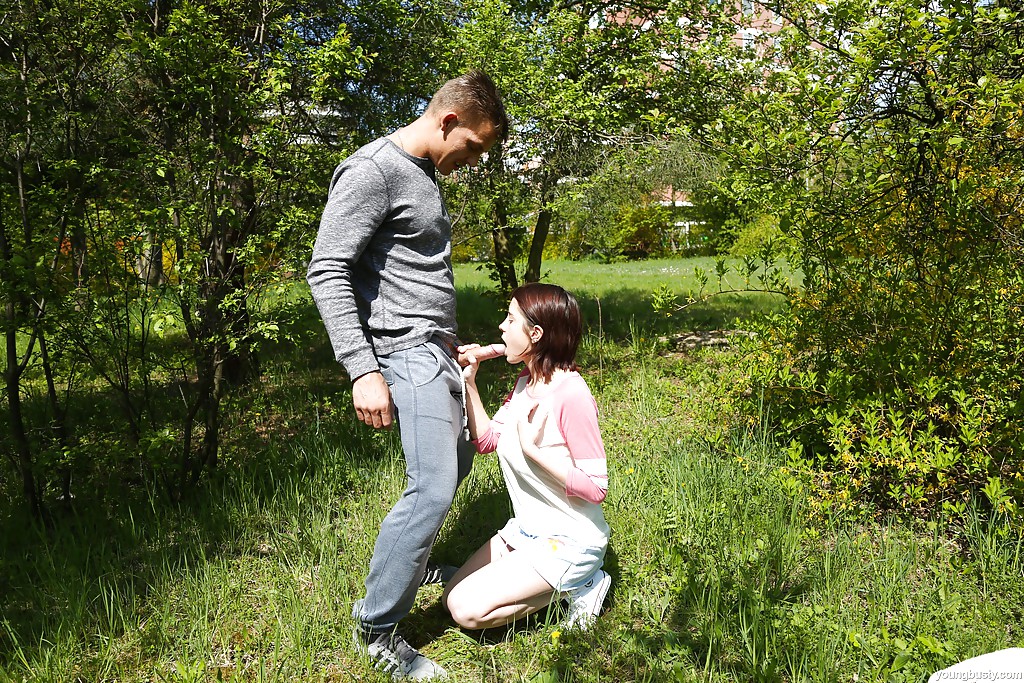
[426, 70, 509, 142]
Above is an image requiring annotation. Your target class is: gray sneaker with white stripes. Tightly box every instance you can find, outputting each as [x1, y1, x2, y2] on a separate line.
[353, 629, 448, 681]
[420, 563, 459, 586]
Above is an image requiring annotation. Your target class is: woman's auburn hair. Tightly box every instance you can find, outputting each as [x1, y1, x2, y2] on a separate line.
[511, 283, 582, 382]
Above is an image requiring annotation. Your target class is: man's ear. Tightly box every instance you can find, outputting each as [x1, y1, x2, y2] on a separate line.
[440, 112, 459, 135]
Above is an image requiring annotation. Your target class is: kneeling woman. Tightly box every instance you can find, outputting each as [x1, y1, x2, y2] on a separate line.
[443, 283, 611, 630]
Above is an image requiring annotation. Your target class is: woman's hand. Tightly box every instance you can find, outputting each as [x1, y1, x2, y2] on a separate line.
[457, 343, 506, 367]
[462, 355, 480, 384]
[456, 343, 482, 367]
[517, 403, 547, 460]
[458, 343, 506, 385]
[516, 404, 570, 486]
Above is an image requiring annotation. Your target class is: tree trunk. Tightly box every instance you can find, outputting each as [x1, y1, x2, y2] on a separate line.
[38, 332, 72, 504]
[1, 202, 42, 519]
[490, 200, 518, 293]
[220, 173, 258, 386]
[136, 229, 165, 286]
[195, 347, 223, 484]
[524, 208, 551, 284]
[488, 144, 518, 292]
[3, 339, 41, 519]
[524, 173, 554, 284]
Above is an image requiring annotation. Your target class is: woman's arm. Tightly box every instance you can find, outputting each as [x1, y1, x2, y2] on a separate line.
[463, 358, 492, 442]
[460, 344, 513, 452]
[557, 387, 608, 504]
[523, 379, 609, 504]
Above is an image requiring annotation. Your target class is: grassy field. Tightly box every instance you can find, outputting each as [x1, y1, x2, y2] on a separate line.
[452, 257, 795, 342]
[454, 257, 774, 292]
[1, 258, 1021, 682]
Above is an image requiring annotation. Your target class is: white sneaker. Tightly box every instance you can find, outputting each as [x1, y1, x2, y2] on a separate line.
[564, 569, 611, 629]
[353, 629, 448, 680]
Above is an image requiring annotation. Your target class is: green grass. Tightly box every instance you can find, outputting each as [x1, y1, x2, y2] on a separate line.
[453, 257, 796, 345]
[454, 257, 797, 294]
[1, 258, 1021, 682]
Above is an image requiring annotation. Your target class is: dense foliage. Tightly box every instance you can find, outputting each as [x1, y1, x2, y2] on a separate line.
[725, 0, 1024, 518]
[0, 0, 452, 510]
[2, 279, 1018, 678]
[1, 0, 735, 511]
[444, 0, 740, 284]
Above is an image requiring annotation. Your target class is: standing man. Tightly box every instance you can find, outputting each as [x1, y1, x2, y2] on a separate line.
[307, 71, 508, 680]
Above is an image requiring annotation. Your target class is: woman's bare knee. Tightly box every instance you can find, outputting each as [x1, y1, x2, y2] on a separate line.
[445, 590, 484, 629]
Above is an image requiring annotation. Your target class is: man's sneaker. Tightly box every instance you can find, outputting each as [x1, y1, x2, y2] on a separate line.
[420, 562, 459, 586]
[353, 629, 448, 681]
[564, 569, 611, 629]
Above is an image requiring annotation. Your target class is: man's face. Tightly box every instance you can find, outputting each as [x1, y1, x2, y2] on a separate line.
[433, 113, 499, 176]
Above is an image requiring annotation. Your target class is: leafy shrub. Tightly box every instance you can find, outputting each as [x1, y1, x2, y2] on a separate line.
[609, 202, 672, 260]
[728, 214, 793, 258]
[560, 199, 671, 262]
[749, 244, 1023, 520]
[729, 0, 1024, 520]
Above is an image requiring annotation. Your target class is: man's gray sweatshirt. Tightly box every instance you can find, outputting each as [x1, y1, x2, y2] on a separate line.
[307, 138, 458, 380]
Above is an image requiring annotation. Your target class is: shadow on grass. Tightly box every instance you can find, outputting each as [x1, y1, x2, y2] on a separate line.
[0, 301, 378, 667]
[653, 572, 817, 683]
[620, 443, 819, 683]
[0, 300, 528, 670]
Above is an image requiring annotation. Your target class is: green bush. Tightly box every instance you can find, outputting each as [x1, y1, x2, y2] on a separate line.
[609, 202, 672, 260]
[560, 200, 672, 262]
[728, 214, 793, 258]
[748, 249, 1023, 520]
[730, 0, 1024, 520]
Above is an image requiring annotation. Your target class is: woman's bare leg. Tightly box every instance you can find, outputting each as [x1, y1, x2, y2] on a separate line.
[442, 534, 512, 604]
[443, 538, 558, 630]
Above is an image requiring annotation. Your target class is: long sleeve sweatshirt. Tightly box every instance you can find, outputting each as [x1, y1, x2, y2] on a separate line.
[306, 139, 459, 380]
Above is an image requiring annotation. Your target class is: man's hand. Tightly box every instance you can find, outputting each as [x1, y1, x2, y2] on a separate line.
[352, 371, 393, 429]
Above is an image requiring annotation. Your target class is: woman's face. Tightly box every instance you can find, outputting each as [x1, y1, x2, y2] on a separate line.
[499, 298, 539, 364]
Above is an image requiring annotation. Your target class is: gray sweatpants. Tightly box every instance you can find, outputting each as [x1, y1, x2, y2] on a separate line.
[353, 339, 475, 633]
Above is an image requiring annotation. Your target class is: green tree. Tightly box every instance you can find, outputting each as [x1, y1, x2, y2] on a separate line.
[125, 0, 376, 492]
[447, 0, 717, 288]
[557, 139, 721, 260]
[0, 0, 137, 516]
[1, 0, 431, 509]
[728, 0, 1024, 516]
